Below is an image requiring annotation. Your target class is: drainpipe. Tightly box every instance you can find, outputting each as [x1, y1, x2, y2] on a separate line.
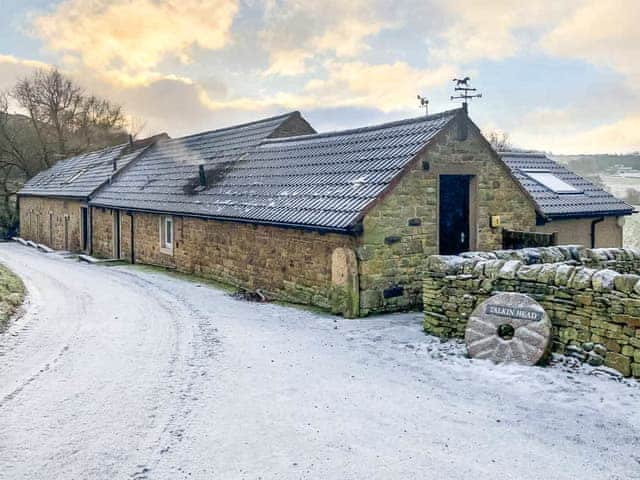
[129, 212, 135, 264]
[590, 217, 604, 248]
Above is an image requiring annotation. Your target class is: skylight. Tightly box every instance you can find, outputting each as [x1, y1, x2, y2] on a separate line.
[521, 169, 581, 194]
[65, 168, 88, 184]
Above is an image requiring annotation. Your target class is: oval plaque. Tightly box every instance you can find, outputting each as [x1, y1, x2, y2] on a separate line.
[465, 293, 551, 365]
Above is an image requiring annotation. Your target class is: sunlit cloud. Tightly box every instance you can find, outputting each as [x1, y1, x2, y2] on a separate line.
[432, 1, 577, 63]
[0, 0, 636, 152]
[32, 0, 239, 85]
[304, 61, 455, 112]
[259, 0, 389, 76]
[200, 60, 455, 113]
[541, 0, 640, 82]
[262, 49, 312, 77]
[515, 113, 640, 154]
[0, 54, 49, 92]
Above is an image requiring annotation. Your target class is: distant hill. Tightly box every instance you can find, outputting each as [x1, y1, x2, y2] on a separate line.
[551, 154, 640, 176]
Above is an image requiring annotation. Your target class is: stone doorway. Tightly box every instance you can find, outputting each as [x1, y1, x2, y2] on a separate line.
[439, 174, 473, 255]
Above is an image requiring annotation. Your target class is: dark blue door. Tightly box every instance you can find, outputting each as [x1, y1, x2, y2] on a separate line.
[439, 175, 471, 255]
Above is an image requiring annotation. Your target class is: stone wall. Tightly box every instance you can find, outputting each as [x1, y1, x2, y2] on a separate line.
[580, 247, 640, 273]
[91, 207, 115, 258]
[91, 207, 133, 261]
[125, 212, 357, 313]
[18, 196, 84, 251]
[423, 246, 640, 377]
[356, 121, 537, 315]
[121, 213, 132, 262]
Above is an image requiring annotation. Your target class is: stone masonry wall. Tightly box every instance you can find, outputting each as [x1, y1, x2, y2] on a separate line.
[19, 196, 84, 251]
[121, 213, 132, 262]
[423, 246, 640, 377]
[129, 212, 356, 310]
[356, 121, 537, 316]
[91, 207, 115, 258]
[91, 207, 133, 261]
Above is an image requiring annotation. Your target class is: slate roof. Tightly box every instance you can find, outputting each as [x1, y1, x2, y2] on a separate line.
[500, 151, 634, 219]
[90, 109, 460, 231]
[18, 140, 155, 199]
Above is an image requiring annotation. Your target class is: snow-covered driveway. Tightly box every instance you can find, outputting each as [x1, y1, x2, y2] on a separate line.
[0, 243, 638, 480]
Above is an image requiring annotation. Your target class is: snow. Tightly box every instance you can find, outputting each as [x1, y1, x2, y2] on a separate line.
[0, 243, 639, 479]
[351, 175, 368, 189]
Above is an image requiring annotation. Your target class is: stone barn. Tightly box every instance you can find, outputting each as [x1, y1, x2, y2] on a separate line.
[90, 107, 536, 316]
[17, 136, 161, 252]
[18, 108, 633, 317]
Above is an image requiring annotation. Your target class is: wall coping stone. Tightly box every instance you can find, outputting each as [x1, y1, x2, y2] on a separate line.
[427, 246, 640, 295]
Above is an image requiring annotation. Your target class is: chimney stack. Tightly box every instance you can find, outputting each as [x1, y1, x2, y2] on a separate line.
[128, 134, 134, 150]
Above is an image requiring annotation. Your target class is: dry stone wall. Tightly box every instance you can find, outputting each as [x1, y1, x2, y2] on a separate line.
[423, 246, 640, 377]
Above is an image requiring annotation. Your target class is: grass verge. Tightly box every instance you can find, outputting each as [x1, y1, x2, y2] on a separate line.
[0, 263, 25, 331]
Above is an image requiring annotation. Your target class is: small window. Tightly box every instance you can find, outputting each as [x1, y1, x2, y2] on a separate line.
[65, 168, 88, 184]
[160, 216, 173, 253]
[521, 169, 582, 194]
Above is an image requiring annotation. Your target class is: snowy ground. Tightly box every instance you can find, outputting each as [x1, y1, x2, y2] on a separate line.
[0, 244, 639, 480]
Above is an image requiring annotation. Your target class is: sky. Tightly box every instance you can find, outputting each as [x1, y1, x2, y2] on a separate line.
[0, 0, 639, 154]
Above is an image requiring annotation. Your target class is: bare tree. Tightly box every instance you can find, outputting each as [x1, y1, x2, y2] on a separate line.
[486, 130, 512, 152]
[0, 67, 130, 237]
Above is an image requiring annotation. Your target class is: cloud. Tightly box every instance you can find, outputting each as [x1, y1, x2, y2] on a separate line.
[0, 54, 49, 92]
[303, 61, 455, 111]
[541, 0, 640, 81]
[432, 1, 576, 63]
[259, 0, 389, 76]
[199, 60, 454, 113]
[32, 0, 239, 85]
[514, 113, 640, 154]
[263, 49, 312, 77]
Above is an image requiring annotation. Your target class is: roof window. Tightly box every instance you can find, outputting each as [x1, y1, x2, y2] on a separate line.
[521, 169, 582, 194]
[65, 168, 88, 184]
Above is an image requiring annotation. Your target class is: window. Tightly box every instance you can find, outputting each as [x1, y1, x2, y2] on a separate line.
[65, 168, 88, 184]
[521, 169, 582, 194]
[160, 216, 174, 254]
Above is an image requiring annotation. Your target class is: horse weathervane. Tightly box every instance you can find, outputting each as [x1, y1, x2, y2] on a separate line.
[451, 76, 482, 112]
[417, 94, 429, 116]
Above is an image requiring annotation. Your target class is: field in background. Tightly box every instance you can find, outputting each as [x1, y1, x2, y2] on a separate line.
[600, 174, 640, 199]
[624, 209, 640, 249]
[596, 175, 639, 248]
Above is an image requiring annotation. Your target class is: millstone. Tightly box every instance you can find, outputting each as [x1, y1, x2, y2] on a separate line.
[465, 293, 551, 365]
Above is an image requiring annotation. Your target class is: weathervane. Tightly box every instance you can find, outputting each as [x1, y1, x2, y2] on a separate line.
[451, 76, 482, 112]
[416, 94, 429, 116]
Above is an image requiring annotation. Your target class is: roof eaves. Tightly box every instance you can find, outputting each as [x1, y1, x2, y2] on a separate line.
[87, 201, 356, 235]
[544, 208, 635, 220]
[17, 192, 89, 201]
